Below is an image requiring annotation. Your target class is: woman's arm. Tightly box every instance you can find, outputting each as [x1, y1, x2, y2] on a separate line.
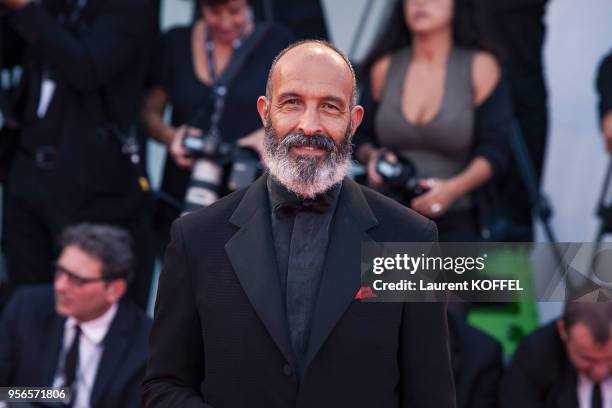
[141, 85, 174, 146]
[141, 85, 199, 169]
[355, 56, 392, 187]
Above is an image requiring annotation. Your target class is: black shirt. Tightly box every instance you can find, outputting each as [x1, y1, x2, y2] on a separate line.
[266, 175, 341, 303]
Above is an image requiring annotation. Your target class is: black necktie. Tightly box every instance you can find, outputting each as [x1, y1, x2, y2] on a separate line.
[272, 195, 330, 219]
[592, 382, 603, 408]
[64, 325, 81, 389]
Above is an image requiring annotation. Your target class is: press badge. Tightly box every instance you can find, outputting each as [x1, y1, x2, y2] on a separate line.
[37, 76, 56, 118]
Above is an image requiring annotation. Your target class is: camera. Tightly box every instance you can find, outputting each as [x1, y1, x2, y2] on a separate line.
[375, 151, 428, 201]
[181, 129, 262, 215]
[182, 132, 231, 159]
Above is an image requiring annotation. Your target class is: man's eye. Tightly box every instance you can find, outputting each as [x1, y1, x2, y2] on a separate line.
[285, 99, 299, 105]
[322, 103, 339, 111]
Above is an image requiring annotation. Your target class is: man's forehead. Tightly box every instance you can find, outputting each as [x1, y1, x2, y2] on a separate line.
[271, 44, 353, 101]
[569, 323, 612, 348]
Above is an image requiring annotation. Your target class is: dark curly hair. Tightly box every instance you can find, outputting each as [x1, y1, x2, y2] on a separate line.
[360, 0, 503, 78]
[61, 223, 134, 283]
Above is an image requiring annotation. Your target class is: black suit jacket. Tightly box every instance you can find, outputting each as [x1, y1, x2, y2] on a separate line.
[0, 286, 152, 408]
[447, 311, 503, 408]
[6, 0, 156, 217]
[143, 174, 455, 408]
[500, 322, 578, 408]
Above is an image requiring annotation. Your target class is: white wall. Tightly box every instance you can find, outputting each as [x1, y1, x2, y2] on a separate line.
[539, 0, 612, 242]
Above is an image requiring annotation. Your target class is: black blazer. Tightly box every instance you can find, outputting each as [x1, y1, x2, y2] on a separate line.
[143, 174, 455, 408]
[447, 311, 503, 408]
[0, 286, 152, 408]
[500, 322, 578, 408]
[6, 0, 156, 217]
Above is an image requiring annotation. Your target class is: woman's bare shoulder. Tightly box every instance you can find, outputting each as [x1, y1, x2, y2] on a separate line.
[472, 51, 501, 106]
[370, 54, 393, 102]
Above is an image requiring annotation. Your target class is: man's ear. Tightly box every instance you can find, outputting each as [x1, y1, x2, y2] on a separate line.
[349, 105, 365, 136]
[106, 279, 127, 304]
[557, 319, 568, 342]
[257, 96, 270, 127]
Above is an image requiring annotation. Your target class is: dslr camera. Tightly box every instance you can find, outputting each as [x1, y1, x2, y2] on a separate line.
[375, 150, 428, 202]
[181, 130, 262, 214]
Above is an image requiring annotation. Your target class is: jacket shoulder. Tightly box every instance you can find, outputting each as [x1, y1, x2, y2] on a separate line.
[507, 322, 566, 385]
[3, 286, 55, 318]
[450, 312, 502, 361]
[515, 322, 563, 361]
[114, 299, 152, 365]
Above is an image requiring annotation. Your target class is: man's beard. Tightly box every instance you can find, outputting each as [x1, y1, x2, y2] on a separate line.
[261, 115, 354, 199]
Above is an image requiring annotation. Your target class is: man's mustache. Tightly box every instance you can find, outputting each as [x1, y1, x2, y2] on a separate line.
[280, 132, 336, 152]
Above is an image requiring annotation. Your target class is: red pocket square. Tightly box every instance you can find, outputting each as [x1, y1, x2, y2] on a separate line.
[355, 286, 377, 299]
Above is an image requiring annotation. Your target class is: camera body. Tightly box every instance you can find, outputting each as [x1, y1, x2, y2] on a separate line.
[183, 132, 231, 159]
[375, 152, 428, 201]
[181, 130, 262, 214]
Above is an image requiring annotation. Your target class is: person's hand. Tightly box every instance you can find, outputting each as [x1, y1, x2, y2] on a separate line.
[0, 0, 30, 9]
[236, 128, 264, 157]
[170, 125, 201, 169]
[366, 149, 397, 188]
[603, 111, 612, 153]
[410, 178, 460, 219]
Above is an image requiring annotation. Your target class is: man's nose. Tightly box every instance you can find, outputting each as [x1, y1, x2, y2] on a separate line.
[297, 105, 324, 136]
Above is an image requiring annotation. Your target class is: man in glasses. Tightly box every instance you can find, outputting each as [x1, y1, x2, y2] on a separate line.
[0, 223, 151, 408]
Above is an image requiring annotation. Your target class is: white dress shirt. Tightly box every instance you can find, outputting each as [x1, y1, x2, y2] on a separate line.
[577, 373, 612, 408]
[52, 304, 118, 408]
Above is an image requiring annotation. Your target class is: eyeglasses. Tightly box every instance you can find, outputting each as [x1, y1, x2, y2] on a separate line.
[54, 263, 107, 287]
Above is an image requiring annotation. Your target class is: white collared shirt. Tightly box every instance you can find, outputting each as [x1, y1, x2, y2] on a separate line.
[577, 373, 612, 408]
[52, 303, 118, 408]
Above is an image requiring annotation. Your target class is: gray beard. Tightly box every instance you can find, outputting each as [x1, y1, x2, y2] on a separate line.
[261, 119, 354, 199]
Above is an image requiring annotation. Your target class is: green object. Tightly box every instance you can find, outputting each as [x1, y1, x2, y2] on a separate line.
[468, 247, 540, 356]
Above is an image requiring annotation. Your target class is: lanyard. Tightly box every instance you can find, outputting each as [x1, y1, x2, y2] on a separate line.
[204, 24, 247, 142]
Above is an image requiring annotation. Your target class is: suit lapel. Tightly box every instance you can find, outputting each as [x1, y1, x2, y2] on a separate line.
[225, 175, 296, 369]
[90, 301, 131, 408]
[304, 178, 378, 371]
[41, 314, 65, 386]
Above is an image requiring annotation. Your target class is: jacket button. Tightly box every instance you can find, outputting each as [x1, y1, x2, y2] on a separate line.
[283, 364, 292, 376]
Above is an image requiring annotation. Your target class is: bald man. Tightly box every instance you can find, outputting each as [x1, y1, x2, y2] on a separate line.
[142, 40, 455, 408]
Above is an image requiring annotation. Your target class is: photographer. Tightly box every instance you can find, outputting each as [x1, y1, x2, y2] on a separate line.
[355, 0, 512, 242]
[0, 0, 157, 307]
[141, 0, 293, 242]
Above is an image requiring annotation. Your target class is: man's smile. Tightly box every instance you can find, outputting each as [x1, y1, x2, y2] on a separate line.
[290, 145, 327, 157]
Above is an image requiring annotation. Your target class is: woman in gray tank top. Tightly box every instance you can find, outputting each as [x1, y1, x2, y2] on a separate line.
[356, 0, 512, 242]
